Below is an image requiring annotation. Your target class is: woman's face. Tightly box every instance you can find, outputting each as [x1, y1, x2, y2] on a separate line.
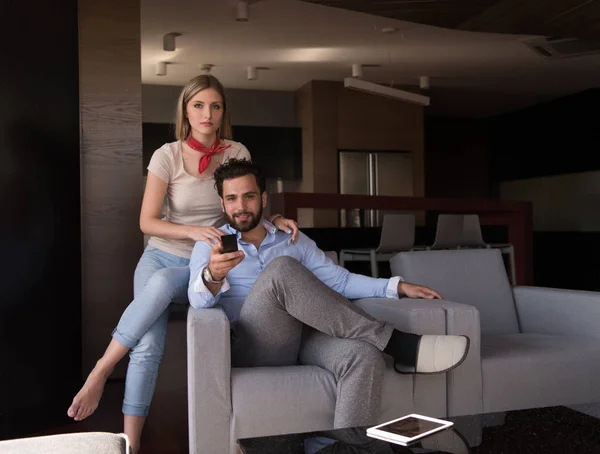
[186, 87, 224, 139]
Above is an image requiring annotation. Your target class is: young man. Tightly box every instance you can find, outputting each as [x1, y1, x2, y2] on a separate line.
[188, 158, 469, 428]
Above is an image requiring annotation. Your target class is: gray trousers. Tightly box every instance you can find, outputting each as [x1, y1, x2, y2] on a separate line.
[232, 256, 395, 428]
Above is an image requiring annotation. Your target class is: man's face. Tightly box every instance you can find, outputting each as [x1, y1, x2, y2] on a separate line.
[221, 174, 267, 232]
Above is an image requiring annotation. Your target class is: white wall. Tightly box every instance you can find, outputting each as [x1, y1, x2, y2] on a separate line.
[142, 84, 297, 126]
[500, 171, 600, 232]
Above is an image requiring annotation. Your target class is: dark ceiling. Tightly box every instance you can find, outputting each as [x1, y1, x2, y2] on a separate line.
[302, 0, 600, 41]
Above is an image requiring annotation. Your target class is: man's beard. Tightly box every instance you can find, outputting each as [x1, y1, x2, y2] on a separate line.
[227, 205, 263, 232]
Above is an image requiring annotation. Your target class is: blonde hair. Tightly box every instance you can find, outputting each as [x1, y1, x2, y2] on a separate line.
[175, 75, 232, 141]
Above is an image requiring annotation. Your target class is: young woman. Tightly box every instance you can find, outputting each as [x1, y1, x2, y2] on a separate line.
[67, 74, 298, 453]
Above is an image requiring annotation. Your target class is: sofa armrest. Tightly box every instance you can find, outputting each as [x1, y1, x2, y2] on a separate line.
[354, 297, 446, 334]
[514, 286, 600, 339]
[438, 300, 482, 417]
[354, 297, 479, 340]
[187, 307, 232, 454]
[354, 298, 483, 417]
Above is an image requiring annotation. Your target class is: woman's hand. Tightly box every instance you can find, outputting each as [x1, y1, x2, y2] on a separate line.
[272, 215, 299, 244]
[186, 226, 225, 245]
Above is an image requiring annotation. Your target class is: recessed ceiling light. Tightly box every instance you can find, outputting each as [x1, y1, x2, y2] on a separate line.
[381, 27, 398, 34]
[163, 32, 181, 51]
[156, 62, 167, 76]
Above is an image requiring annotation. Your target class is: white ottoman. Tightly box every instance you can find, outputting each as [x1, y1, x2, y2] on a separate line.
[0, 432, 130, 453]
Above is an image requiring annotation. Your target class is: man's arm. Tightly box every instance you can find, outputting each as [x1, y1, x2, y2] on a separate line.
[299, 233, 442, 300]
[188, 237, 246, 309]
[298, 234, 392, 299]
[188, 240, 228, 309]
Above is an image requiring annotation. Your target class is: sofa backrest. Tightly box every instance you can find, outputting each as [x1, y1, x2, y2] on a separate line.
[324, 250, 339, 265]
[390, 249, 520, 335]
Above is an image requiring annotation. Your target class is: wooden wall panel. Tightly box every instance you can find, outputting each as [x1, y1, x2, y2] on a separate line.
[311, 81, 339, 227]
[79, 0, 143, 375]
[295, 80, 425, 227]
[295, 83, 315, 227]
[337, 87, 425, 200]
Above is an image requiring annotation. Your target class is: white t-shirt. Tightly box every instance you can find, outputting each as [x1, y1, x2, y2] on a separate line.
[146, 139, 251, 258]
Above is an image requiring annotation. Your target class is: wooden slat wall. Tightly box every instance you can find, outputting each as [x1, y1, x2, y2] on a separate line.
[302, 0, 501, 28]
[79, 0, 143, 375]
[459, 0, 600, 40]
[302, 0, 600, 40]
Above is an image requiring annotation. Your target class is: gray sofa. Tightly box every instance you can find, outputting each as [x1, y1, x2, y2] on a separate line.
[391, 248, 600, 416]
[187, 302, 459, 454]
[185, 253, 479, 454]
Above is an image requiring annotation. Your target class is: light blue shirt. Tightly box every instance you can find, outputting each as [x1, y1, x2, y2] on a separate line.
[188, 219, 403, 322]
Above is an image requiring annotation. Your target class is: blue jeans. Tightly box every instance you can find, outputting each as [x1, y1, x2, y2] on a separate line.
[112, 246, 190, 417]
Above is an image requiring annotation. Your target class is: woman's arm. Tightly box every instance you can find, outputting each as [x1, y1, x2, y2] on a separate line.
[140, 171, 224, 245]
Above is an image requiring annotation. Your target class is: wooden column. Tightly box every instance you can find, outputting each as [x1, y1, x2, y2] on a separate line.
[79, 0, 143, 375]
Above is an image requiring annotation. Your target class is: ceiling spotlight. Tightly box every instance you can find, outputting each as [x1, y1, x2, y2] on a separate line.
[199, 64, 213, 74]
[247, 66, 258, 80]
[351, 64, 363, 78]
[236, 1, 249, 22]
[156, 61, 167, 76]
[163, 32, 181, 52]
[419, 76, 430, 90]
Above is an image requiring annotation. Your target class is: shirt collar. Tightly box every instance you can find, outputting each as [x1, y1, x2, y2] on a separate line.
[224, 218, 277, 237]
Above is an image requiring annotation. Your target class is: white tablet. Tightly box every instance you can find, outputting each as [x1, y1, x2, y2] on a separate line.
[366, 413, 453, 446]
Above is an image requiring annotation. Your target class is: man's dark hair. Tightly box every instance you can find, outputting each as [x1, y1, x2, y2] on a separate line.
[214, 158, 266, 198]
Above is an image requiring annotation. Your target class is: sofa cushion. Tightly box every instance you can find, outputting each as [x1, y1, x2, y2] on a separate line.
[229, 359, 443, 449]
[481, 333, 600, 412]
[390, 249, 519, 335]
[230, 365, 337, 444]
[324, 251, 338, 265]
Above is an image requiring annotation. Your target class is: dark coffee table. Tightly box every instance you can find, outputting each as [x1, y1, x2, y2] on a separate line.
[238, 405, 600, 453]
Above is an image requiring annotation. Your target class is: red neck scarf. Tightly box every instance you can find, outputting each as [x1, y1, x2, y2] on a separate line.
[187, 136, 231, 174]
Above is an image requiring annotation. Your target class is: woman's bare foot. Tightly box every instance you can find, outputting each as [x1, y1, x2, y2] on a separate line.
[67, 361, 113, 421]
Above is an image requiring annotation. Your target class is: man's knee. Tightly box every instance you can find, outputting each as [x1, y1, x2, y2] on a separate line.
[261, 256, 303, 280]
[347, 342, 385, 373]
